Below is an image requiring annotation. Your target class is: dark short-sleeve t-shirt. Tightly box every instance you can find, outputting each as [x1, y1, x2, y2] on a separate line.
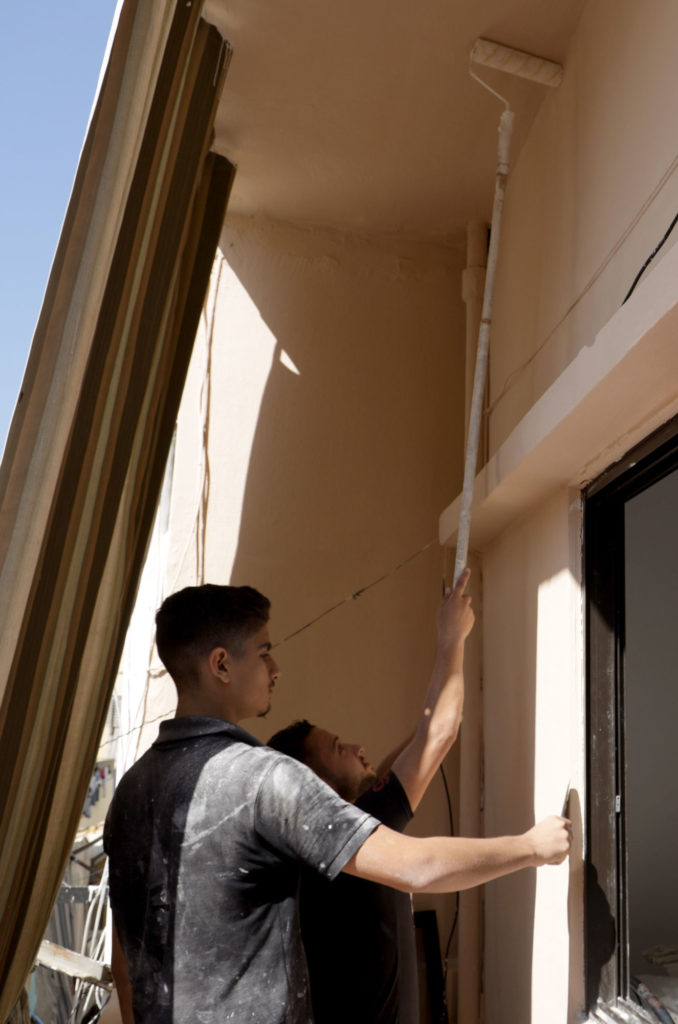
[299, 772, 418, 1024]
[104, 717, 379, 1024]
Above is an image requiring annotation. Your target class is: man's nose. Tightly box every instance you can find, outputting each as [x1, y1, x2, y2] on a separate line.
[349, 743, 363, 757]
[269, 658, 281, 680]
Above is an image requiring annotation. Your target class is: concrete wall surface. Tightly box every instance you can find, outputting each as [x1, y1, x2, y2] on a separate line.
[113, 7, 678, 1019]
[489, 0, 678, 455]
[139, 212, 469, 967]
[481, 489, 584, 1024]
[464, 4, 678, 1021]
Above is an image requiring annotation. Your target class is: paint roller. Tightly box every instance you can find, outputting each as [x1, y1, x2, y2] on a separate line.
[469, 38, 564, 88]
[278, 39, 565, 645]
[453, 39, 564, 586]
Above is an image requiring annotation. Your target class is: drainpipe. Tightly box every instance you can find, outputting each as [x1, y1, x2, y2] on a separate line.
[456, 224, 488, 1024]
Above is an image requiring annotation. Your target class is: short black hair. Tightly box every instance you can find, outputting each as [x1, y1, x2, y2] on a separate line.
[155, 584, 270, 684]
[267, 719, 315, 763]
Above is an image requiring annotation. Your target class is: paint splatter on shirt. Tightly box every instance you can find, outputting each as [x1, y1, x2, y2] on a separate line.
[104, 716, 379, 1024]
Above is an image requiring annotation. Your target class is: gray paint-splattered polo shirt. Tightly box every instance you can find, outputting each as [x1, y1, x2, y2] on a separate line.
[104, 716, 379, 1024]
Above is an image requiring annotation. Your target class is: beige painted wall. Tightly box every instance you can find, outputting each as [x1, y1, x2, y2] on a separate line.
[117, 4, 678, 1014]
[480, 488, 584, 1024]
[167, 212, 466, 745]
[459, 3, 678, 1021]
[489, 0, 678, 455]
[145, 212, 469, 978]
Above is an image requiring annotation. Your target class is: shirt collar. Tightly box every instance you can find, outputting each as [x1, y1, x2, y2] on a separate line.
[153, 715, 263, 748]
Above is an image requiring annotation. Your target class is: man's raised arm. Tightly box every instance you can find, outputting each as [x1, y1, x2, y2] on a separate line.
[388, 568, 474, 810]
[342, 815, 572, 893]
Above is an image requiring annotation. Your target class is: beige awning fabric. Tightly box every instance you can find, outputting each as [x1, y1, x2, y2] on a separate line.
[0, 1, 233, 1014]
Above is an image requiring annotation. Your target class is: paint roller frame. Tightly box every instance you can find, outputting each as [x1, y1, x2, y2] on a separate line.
[470, 38, 564, 88]
[453, 39, 564, 585]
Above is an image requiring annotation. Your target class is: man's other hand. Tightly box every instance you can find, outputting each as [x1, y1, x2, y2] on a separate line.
[525, 815, 573, 866]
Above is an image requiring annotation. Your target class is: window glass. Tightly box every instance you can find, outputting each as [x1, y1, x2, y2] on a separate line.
[624, 468, 678, 987]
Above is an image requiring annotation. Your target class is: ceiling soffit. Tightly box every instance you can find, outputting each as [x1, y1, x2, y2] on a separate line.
[204, 0, 586, 241]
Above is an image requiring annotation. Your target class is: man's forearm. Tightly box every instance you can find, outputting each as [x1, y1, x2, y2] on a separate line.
[390, 571, 473, 810]
[342, 817, 571, 894]
[391, 641, 465, 810]
[415, 640, 465, 749]
[379, 645, 463, 786]
[375, 733, 413, 779]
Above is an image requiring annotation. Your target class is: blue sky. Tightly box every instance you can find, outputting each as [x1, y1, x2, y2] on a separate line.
[0, 2, 119, 451]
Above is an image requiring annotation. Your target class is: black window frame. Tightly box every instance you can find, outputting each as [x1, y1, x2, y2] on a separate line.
[584, 413, 678, 1017]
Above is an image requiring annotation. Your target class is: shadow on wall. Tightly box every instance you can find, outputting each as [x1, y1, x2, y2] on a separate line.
[566, 787, 616, 1020]
[222, 218, 465, 595]
[219, 216, 466, 752]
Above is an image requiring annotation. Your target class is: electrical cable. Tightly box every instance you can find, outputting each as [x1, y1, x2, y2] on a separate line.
[622, 210, 678, 305]
[439, 762, 460, 1013]
[196, 256, 222, 585]
[95, 706, 175, 753]
[102, 534, 438, 751]
[273, 538, 437, 647]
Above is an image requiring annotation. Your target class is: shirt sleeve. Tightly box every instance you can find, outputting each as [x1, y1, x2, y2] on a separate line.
[356, 770, 413, 832]
[254, 754, 380, 880]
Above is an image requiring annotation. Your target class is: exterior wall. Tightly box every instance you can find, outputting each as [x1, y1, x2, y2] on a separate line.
[482, 489, 584, 1024]
[114, 6, 678, 1019]
[471, 2, 678, 1021]
[137, 211, 468, 966]
[489, 0, 678, 454]
[169, 212, 466, 749]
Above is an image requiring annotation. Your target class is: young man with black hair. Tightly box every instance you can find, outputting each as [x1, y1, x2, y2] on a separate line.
[105, 581, 571, 1024]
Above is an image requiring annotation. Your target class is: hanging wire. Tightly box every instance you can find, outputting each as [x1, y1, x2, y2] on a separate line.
[196, 256, 222, 583]
[96, 536, 440, 752]
[438, 761, 460, 1021]
[273, 538, 437, 647]
[96, 705, 175, 754]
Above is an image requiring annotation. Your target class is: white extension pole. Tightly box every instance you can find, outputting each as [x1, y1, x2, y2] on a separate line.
[453, 108, 514, 585]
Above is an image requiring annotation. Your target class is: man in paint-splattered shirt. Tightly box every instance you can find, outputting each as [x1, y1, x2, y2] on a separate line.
[105, 585, 378, 1024]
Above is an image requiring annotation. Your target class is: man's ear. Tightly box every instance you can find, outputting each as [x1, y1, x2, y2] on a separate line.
[208, 646, 230, 683]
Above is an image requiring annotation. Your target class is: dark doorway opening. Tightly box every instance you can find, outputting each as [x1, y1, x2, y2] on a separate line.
[585, 416, 678, 1020]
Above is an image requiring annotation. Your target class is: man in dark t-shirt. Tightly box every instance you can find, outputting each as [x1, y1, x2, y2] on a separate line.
[106, 582, 572, 1024]
[268, 569, 474, 1023]
[300, 771, 418, 1024]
